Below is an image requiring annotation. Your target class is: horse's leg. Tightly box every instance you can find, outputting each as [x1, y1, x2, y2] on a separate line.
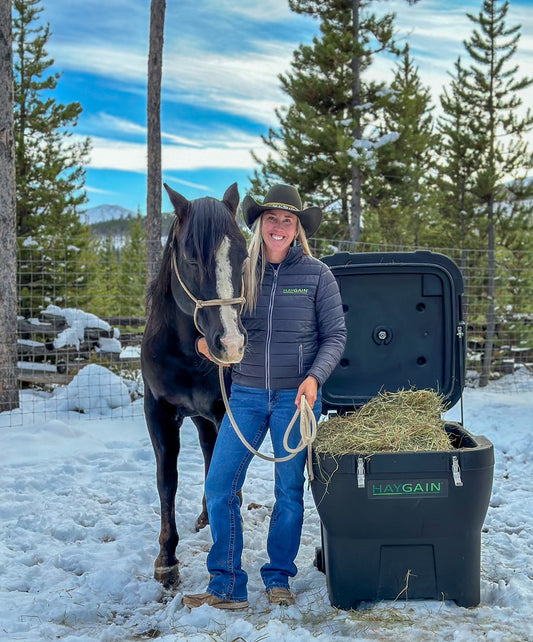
[191, 415, 218, 531]
[145, 389, 182, 588]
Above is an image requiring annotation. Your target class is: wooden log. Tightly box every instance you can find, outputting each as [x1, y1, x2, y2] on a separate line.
[36, 312, 68, 330]
[84, 327, 113, 340]
[17, 368, 73, 386]
[17, 317, 58, 336]
[102, 316, 146, 327]
[17, 340, 48, 357]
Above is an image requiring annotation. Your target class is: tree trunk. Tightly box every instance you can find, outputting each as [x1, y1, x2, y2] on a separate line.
[350, 0, 362, 242]
[146, 0, 166, 310]
[0, 0, 20, 411]
[479, 197, 496, 387]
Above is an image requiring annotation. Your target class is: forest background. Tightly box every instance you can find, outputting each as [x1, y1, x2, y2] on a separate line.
[2, 0, 533, 412]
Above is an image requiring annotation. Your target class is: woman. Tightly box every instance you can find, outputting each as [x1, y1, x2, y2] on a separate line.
[183, 184, 346, 609]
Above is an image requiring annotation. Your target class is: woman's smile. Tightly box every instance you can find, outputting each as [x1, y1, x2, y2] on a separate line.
[262, 210, 298, 262]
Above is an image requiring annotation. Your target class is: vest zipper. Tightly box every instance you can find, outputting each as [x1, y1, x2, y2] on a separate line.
[265, 265, 279, 390]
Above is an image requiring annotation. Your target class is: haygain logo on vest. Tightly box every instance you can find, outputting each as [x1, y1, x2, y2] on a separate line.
[282, 288, 309, 295]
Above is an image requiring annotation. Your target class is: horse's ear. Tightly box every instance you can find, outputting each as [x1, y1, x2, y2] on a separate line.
[222, 182, 239, 217]
[164, 183, 189, 221]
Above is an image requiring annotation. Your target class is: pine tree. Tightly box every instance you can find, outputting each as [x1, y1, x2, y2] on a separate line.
[13, 0, 92, 318]
[437, 57, 483, 254]
[88, 236, 121, 319]
[461, 0, 533, 386]
[13, 0, 90, 236]
[116, 215, 146, 318]
[362, 45, 439, 247]
[250, 0, 419, 242]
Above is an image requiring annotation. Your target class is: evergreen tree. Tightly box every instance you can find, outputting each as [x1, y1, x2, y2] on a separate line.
[17, 225, 95, 317]
[362, 45, 439, 247]
[115, 215, 146, 318]
[13, 0, 90, 236]
[250, 0, 419, 242]
[436, 57, 483, 254]
[88, 235, 121, 319]
[13, 0, 92, 317]
[461, 0, 533, 386]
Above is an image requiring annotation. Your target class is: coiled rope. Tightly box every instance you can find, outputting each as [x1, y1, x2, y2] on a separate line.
[218, 366, 317, 479]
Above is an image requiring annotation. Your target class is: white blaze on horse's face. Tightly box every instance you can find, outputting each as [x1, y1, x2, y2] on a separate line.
[215, 236, 245, 362]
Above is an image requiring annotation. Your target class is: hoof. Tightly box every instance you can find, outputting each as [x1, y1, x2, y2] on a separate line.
[195, 513, 209, 532]
[154, 563, 180, 588]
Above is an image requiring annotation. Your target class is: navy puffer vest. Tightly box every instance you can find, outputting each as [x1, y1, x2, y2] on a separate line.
[231, 245, 346, 390]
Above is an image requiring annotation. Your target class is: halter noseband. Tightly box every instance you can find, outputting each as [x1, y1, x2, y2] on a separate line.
[171, 249, 246, 335]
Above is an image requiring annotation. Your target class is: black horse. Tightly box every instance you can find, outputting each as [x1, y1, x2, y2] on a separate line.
[141, 183, 248, 588]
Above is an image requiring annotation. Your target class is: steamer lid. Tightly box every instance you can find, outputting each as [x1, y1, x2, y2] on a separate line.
[321, 251, 465, 413]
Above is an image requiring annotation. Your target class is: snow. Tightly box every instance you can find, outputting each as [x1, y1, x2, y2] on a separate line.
[1, 368, 532, 641]
[42, 305, 113, 351]
[96, 337, 122, 354]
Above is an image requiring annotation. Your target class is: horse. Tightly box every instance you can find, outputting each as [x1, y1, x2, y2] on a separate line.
[141, 183, 248, 588]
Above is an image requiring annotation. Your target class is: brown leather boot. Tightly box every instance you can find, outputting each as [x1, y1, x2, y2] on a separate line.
[182, 592, 249, 610]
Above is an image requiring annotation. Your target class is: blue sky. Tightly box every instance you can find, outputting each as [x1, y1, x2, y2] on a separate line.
[38, 0, 533, 213]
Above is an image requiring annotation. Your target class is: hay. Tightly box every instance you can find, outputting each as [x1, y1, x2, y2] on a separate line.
[314, 389, 451, 455]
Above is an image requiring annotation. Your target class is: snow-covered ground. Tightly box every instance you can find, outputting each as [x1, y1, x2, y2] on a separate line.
[1, 366, 532, 641]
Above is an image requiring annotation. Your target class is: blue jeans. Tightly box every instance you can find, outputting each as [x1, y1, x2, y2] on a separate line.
[204, 383, 321, 602]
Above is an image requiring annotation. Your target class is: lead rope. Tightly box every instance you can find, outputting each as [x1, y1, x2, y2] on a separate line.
[218, 366, 317, 481]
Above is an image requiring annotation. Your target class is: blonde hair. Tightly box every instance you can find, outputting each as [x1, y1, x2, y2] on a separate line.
[244, 215, 312, 314]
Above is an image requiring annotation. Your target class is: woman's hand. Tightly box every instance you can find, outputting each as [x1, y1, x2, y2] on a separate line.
[196, 337, 214, 362]
[295, 375, 319, 410]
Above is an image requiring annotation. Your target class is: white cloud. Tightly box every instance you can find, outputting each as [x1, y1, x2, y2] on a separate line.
[206, 0, 294, 22]
[50, 0, 533, 195]
[164, 177, 211, 191]
[85, 135, 267, 172]
[371, 0, 533, 129]
[50, 42, 147, 84]
[84, 185, 115, 195]
[160, 41, 293, 124]
[51, 37, 292, 126]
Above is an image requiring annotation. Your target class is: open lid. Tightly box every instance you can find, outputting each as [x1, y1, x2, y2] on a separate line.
[321, 251, 465, 413]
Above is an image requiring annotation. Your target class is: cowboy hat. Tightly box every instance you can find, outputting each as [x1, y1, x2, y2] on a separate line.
[242, 184, 322, 238]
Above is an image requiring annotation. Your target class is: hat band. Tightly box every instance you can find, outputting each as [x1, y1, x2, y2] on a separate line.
[263, 201, 299, 212]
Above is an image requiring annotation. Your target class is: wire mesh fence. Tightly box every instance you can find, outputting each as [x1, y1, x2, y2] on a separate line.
[1, 233, 532, 426]
[310, 237, 533, 389]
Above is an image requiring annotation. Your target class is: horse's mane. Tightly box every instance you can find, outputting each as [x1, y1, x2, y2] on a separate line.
[146, 197, 241, 335]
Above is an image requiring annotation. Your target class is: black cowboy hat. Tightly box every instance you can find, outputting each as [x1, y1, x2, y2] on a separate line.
[242, 184, 323, 238]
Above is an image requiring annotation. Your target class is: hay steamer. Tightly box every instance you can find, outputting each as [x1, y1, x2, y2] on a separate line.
[311, 251, 494, 609]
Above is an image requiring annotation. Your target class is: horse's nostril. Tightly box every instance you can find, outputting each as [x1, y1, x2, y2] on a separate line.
[220, 334, 245, 356]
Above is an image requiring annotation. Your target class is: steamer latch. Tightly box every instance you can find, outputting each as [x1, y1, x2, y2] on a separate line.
[452, 455, 463, 486]
[357, 456, 366, 488]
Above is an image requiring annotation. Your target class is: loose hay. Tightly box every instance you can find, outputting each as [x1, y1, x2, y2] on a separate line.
[314, 389, 451, 454]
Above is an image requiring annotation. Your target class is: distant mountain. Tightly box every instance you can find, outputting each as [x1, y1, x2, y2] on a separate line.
[82, 204, 137, 225]
[84, 205, 175, 248]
